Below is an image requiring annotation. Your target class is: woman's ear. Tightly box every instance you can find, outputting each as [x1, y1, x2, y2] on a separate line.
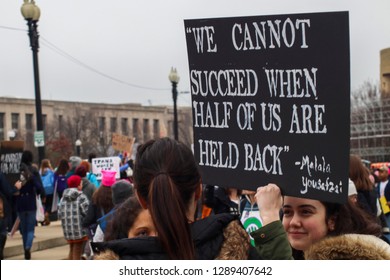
[136, 190, 148, 209]
[327, 215, 336, 232]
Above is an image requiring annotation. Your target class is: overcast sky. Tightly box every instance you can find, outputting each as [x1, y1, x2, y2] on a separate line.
[0, 0, 389, 107]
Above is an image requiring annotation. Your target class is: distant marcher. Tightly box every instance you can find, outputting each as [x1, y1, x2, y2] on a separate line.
[349, 155, 379, 217]
[82, 170, 116, 259]
[79, 160, 99, 188]
[92, 179, 134, 242]
[66, 156, 82, 178]
[83, 170, 116, 239]
[377, 164, 390, 242]
[54, 159, 70, 200]
[39, 159, 55, 226]
[14, 150, 46, 260]
[0, 171, 20, 259]
[75, 165, 96, 203]
[58, 175, 89, 260]
[87, 153, 100, 187]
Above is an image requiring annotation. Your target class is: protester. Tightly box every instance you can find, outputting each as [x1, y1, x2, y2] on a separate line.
[53, 159, 69, 200]
[75, 165, 96, 203]
[79, 160, 99, 188]
[39, 159, 55, 226]
[276, 193, 387, 259]
[92, 179, 134, 242]
[377, 164, 390, 242]
[87, 153, 100, 187]
[91, 137, 291, 260]
[349, 155, 379, 217]
[203, 185, 241, 216]
[66, 156, 82, 178]
[93, 196, 157, 260]
[14, 150, 46, 260]
[58, 175, 89, 260]
[0, 171, 20, 260]
[83, 170, 116, 240]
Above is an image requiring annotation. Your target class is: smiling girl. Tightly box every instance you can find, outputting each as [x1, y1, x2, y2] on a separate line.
[281, 195, 388, 259]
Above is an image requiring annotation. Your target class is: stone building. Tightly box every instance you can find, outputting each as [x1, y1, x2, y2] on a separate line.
[381, 48, 390, 98]
[0, 97, 193, 161]
[350, 48, 390, 163]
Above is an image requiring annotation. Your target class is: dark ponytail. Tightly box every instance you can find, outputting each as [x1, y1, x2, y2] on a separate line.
[134, 138, 201, 259]
[149, 174, 195, 259]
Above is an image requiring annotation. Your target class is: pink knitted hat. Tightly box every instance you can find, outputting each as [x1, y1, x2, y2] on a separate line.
[101, 170, 117, 187]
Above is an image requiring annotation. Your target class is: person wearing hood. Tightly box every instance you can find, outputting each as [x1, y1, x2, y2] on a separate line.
[58, 175, 89, 260]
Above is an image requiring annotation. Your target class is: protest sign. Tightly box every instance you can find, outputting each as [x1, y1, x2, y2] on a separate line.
[0, 141, 24, 185]
[184, 12, 350, 203]
[112, 133, 135, 153]
[91, 156, 121, 180]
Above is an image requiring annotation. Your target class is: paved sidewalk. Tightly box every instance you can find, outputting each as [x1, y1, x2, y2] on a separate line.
[4, 220, 68, 260]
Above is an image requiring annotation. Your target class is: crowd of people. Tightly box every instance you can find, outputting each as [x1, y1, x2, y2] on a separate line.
[0, 138, 390, 260]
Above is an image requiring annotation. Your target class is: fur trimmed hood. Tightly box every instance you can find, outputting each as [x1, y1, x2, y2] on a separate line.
[305, 234, 390, 260]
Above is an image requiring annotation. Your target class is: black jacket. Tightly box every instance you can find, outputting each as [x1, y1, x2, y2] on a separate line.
[92, 213, 260, 260]
[203, 185, 240, 216]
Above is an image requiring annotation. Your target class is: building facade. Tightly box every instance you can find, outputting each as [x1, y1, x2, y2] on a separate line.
[350, 48, 390, 163]
[0, 97, 193, 161]
[381, 48, 390, 98]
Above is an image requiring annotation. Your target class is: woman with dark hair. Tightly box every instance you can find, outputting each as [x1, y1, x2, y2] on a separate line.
[83, 170, 116, 239]
[104, 196, 156, 241]
[39, 159, 54, 226]
[92, 137, 291, 260]
[14, 150, 46, 260]
[349, 154, 379, 216]
[54, 159, 70, 200]
[276, 195, 390, 259]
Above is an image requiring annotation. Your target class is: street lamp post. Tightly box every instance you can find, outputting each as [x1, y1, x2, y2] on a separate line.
[168, 67, 180, 141]
[75, 139, 82, 157]
[21, 0, 45, 164]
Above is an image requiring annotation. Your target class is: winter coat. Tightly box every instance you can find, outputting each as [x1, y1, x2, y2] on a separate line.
[203, 185, 240, 216]
[81, 178, 95, 203]
[92, 213, 262, 260]
[250, 220, 293, 260]
[16, 164, 45, 212]
[304, 234, 390, 260]
[58, 188, 89, 240]
[40, 168, 54, 195]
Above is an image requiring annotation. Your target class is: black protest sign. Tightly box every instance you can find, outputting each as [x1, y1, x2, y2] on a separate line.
[0, 141, 24, 185]
[184, 11, 350, 203]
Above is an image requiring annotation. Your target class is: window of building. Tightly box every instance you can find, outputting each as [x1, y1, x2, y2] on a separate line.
[132, 118, 139, 141]
[143, 119, 150, 142]
[11, 113, 19, 130]
[99, 117, 106, 132]
[153, 119, 160, 139]
[121, 118, 128, 135]
[25, 113, 33, 130]
[58, 115, 63, 133]
[110, 117, 117, 133]
[0, 113, 4, 140]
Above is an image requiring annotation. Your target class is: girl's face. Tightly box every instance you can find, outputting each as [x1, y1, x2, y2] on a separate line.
[127, 209, 157, 238]
[282, 196, 333, 251]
